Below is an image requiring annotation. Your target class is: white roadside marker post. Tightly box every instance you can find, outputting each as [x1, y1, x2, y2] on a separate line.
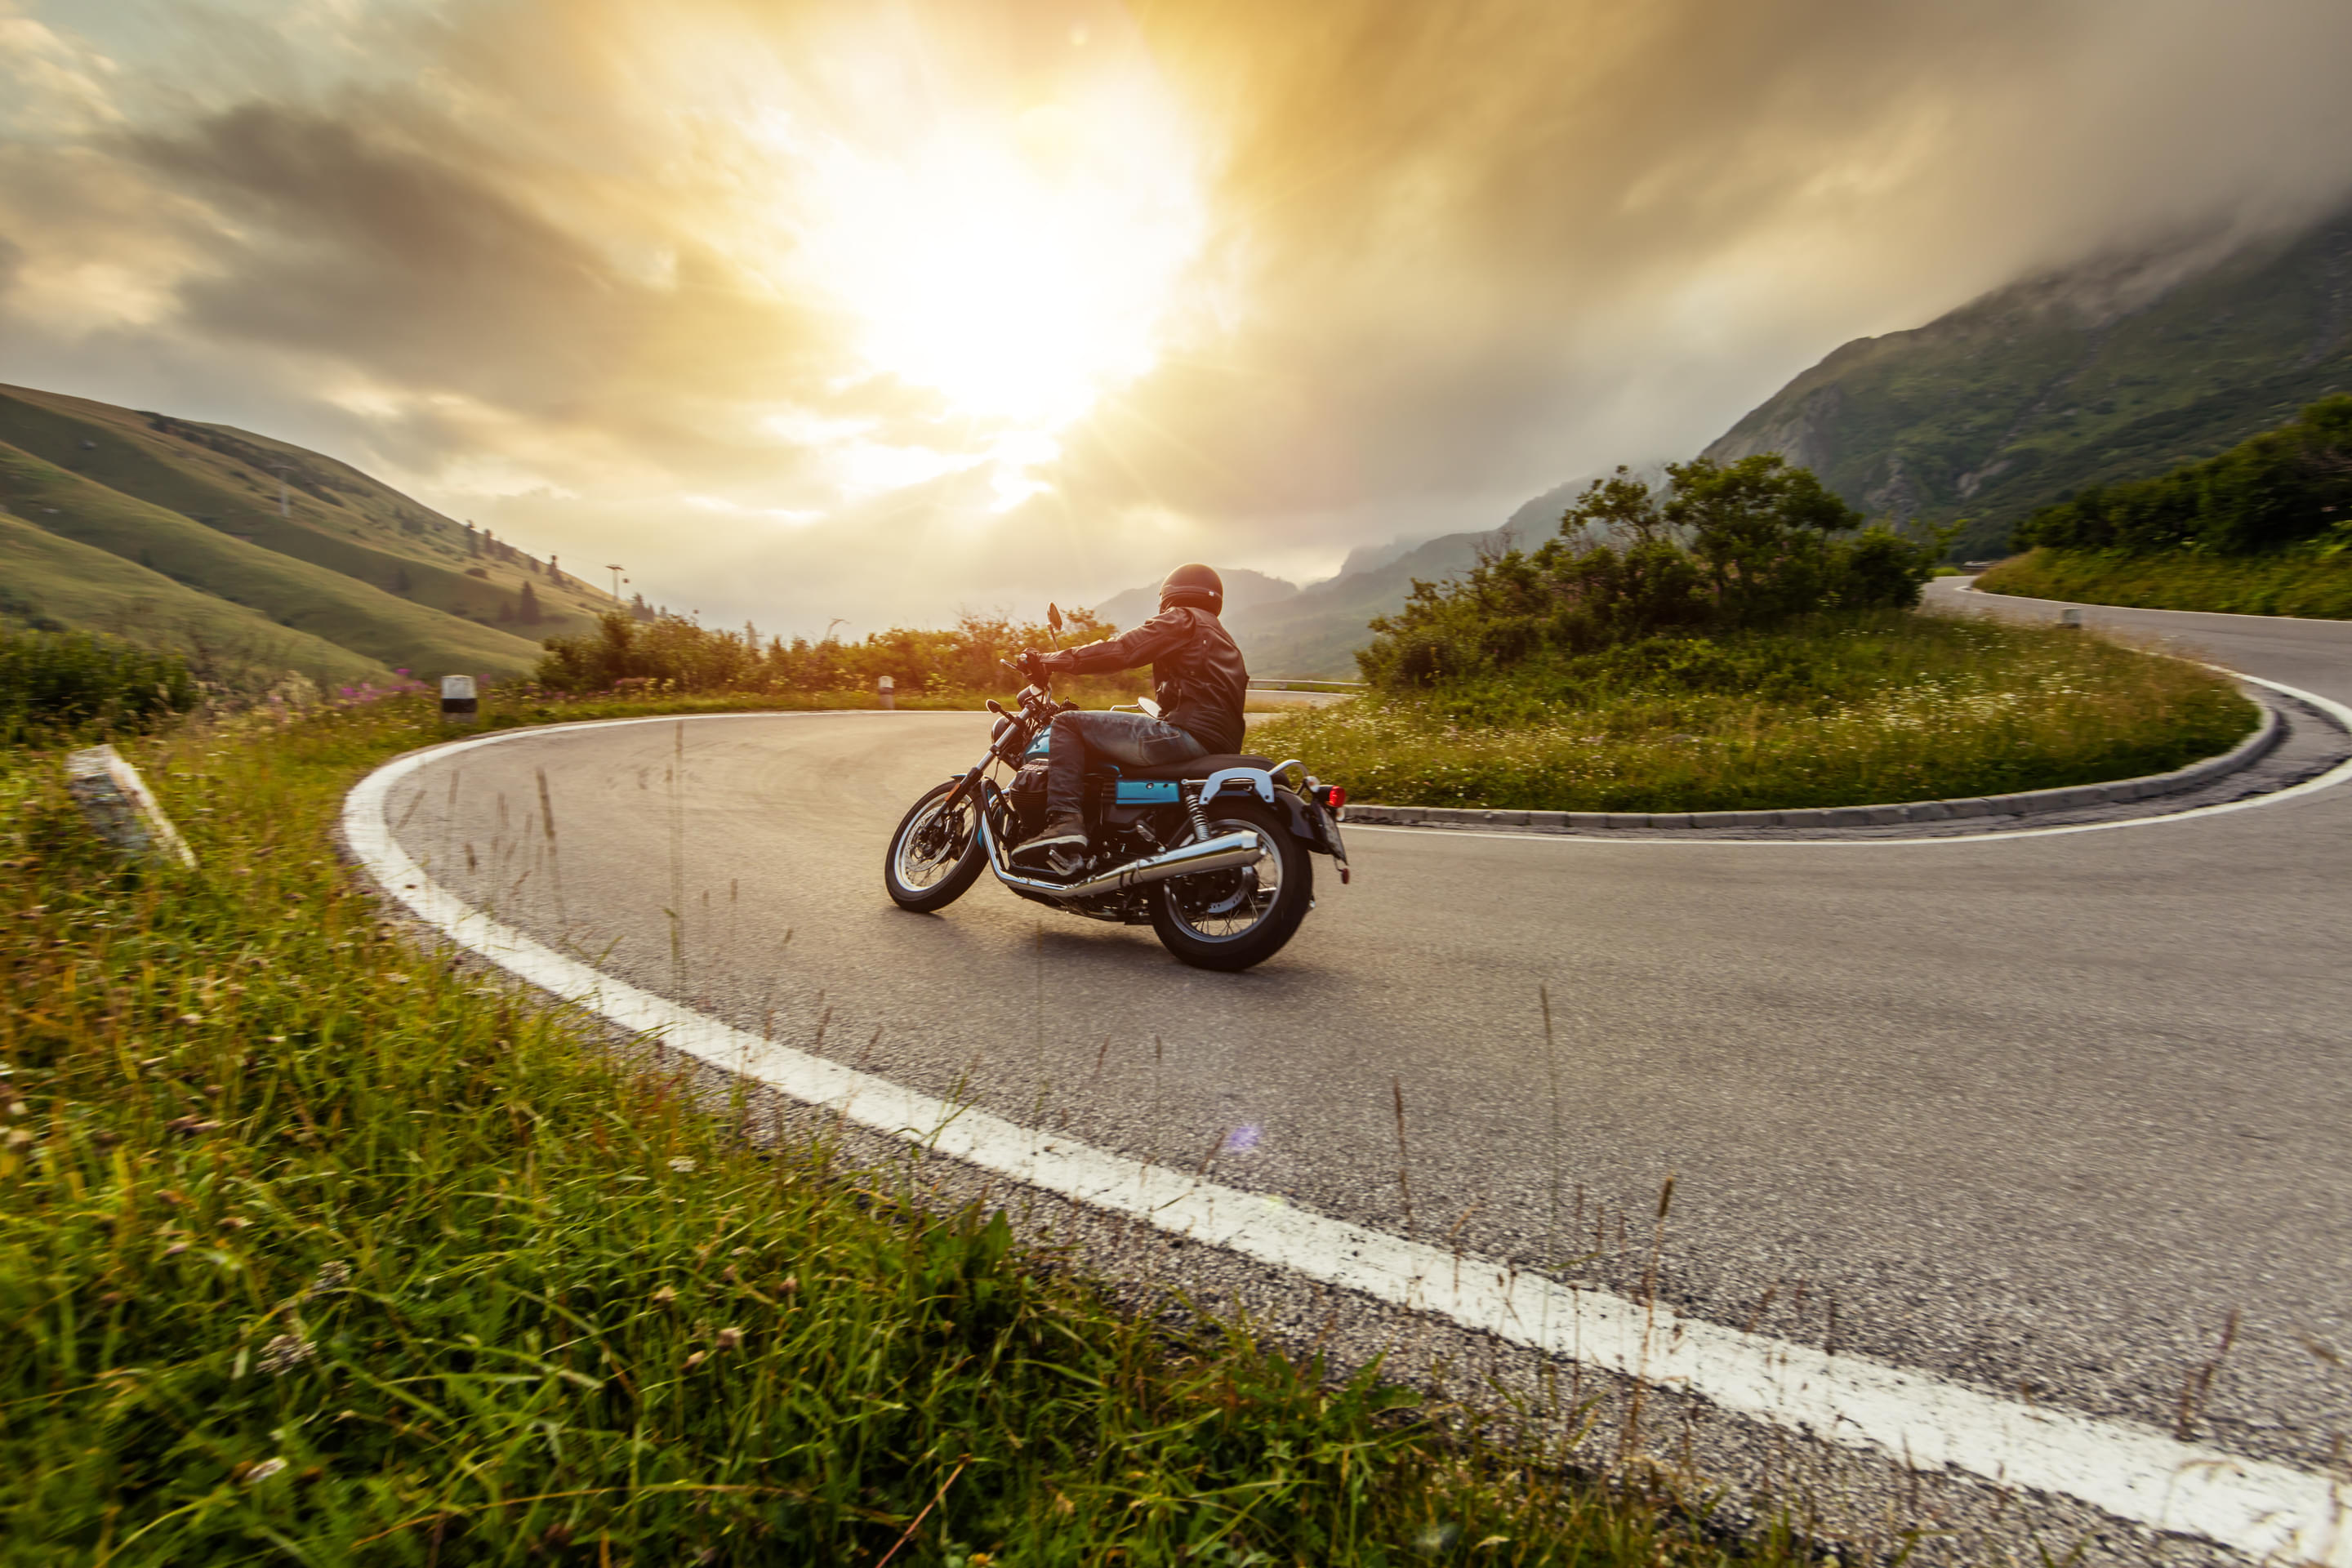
[2060, 605, 2084, 628]
[878, 675, 895, 710]
[65, 746, 196, 869]
[440, 675, 479, 727]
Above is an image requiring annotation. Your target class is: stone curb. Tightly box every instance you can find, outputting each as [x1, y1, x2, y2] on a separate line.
[1339, 687, 2285, 835]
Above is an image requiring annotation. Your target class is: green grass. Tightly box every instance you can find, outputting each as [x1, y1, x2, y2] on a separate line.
[0, 510, 390, 692]
[0, 443, 543, 681]
[1976, 546, 2352, 620]
[1254, 611, 2255, 813]
[0, 630, 198, 747]
[0, 697, 1802, 1566]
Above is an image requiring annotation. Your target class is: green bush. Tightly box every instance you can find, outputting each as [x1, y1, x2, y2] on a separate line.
[1359, 457, 1941, 689]
[0, 630, 198, 746]
[2013, 394, 2352, 556]
[534, 609, 1136, 700]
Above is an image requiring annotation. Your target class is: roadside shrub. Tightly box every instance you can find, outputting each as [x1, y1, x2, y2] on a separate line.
[2012, 394, 2352, 556]
[1358, 456, 1942, 689]
[0, 629, 198, 746]
[534, 608, 1129, 698]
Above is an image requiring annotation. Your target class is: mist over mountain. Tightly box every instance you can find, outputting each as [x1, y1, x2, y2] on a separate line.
[1705, 204, 2352, 556]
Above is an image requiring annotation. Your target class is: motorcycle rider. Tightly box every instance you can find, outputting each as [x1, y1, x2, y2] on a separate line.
[1012, 563, 1249, 875]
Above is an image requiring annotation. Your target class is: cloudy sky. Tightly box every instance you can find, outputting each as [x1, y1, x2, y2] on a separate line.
[7, 0, 2352, 635]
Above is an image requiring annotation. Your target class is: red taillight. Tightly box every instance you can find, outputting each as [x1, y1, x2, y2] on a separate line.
[1323, 786, 1347, 811]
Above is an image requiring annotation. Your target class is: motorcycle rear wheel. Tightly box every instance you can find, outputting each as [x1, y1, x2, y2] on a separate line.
[884, 780, 987, 912]
[1149, 796, 1312, 971]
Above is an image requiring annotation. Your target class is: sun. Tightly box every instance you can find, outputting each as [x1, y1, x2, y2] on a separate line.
[791, 90, 1209, 431]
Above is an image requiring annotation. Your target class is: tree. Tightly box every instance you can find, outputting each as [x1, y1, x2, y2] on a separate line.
[518, 581, 541, 625]
[1662, 455, 1864, 626]
[1356, 455, 1938, 688]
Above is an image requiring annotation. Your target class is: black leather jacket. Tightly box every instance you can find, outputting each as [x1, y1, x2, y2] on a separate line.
[1047, 605, 1249, 753]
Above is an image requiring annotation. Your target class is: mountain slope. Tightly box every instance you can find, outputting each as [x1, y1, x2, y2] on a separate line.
[0, 443, 545, 677]
[0, 385, 612, 644]
[0, 509, 389, 687]
[1091, 567, 1302, 633]
[1704, 207, 2352, 556]
[1091, 535, 1504, 679]
[1230, 532, 1494, 676]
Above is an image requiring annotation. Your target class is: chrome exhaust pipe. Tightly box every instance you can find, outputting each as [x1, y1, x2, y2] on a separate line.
[985, 826, 1263, 902]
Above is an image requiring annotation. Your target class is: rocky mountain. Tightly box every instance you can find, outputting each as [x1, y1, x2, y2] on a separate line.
[0, 384, 617, 679]
[1704, 205, 2352, 557]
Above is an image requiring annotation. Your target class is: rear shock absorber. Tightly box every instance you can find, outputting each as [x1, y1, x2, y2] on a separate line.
[1183, 783, 1212, 844]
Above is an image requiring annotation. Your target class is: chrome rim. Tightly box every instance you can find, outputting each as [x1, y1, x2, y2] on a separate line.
[894, 793, 973, 892]
[1160, 820, 1281, 941]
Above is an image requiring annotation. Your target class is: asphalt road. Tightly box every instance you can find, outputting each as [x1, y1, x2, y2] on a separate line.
[381, 586, 2352, 1491]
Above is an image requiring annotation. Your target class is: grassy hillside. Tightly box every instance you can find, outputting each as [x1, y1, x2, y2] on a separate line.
[0, 386, 610, 645]
[1705, 206, 2352, 556]
[0, 512, 388, 688]
[0, 443, 543, 679]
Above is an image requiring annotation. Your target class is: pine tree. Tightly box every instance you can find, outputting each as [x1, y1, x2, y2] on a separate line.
[519, 581, 541, 625]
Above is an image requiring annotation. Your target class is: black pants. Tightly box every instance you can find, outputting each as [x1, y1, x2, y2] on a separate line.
[1045, 710, 1208, 822]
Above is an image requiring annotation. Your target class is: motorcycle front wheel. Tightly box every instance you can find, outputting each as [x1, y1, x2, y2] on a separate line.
[1149, 796, 1312, 971]
[884, 780, 987, 912]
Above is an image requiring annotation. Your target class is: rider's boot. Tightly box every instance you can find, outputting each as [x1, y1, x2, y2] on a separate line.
[1012, 811, 1088, 877]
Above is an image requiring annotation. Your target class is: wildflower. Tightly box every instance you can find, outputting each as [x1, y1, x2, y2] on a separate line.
[241, 1457, 289, 1486]
[667, 1156, 697, 1174]
[258, 1333, 314, 1377]
[307, 1261, 353, 1297]
[650, 1285, 677, 1307]
[715, 1325, 743, 1352]
[680, 1350, 707, 1372]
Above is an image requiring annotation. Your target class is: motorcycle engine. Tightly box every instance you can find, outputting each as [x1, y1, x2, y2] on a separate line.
[1006, 760, 1050, 839]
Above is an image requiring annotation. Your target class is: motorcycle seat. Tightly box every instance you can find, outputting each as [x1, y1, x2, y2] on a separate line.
[1118, 752, 1276, 782]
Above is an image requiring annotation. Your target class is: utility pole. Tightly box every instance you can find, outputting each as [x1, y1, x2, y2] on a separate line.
[607, 564, 625, 601]
[273, 463, 290, 518]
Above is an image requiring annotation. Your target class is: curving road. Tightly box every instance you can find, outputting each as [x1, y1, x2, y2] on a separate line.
[368, 583, 2352, 1557]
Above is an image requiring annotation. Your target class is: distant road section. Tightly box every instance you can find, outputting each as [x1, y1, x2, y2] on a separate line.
[1937, 576, 2352, 704]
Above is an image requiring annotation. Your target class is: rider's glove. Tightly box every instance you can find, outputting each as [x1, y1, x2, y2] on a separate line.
[1017, 648, 1049, 679]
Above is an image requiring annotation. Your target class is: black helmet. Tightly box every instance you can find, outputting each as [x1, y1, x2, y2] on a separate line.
[1159, 563, 1223, 615]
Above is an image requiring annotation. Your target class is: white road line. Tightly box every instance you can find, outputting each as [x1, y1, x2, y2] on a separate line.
[1348, 670, 2352, 847]
[344, 717, 2351, 1567]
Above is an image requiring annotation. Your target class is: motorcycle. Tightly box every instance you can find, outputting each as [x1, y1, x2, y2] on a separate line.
[881, 633, 1350, 972]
